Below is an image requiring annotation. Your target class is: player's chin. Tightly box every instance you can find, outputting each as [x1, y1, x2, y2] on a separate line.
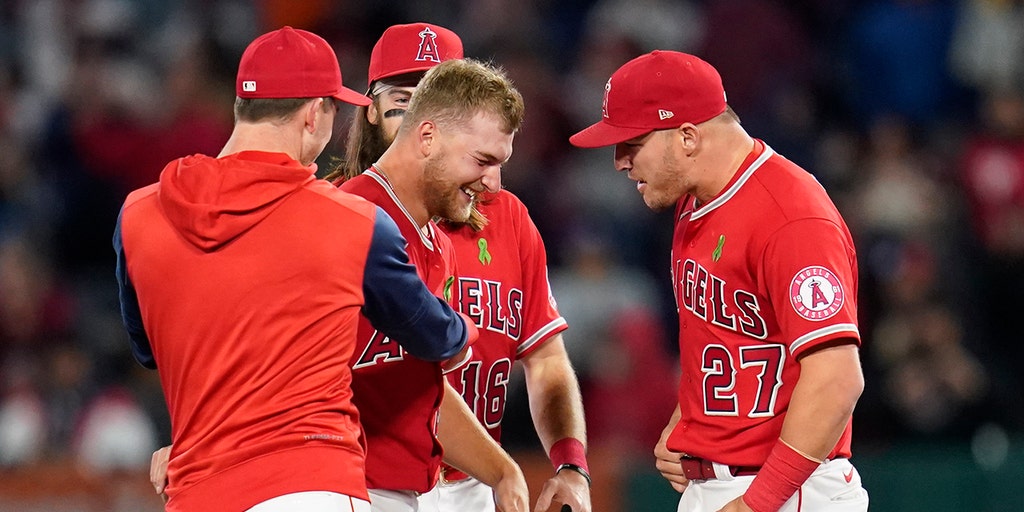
[643, 194, 674, 212]
[444, 202, 473, 224]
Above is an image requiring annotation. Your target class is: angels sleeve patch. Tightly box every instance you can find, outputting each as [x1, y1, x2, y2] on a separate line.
[789, 266, 845, 321]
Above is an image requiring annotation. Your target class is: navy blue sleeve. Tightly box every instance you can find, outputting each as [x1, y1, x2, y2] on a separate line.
[361, 207, 468, 361]
[113, 208, 156, 369]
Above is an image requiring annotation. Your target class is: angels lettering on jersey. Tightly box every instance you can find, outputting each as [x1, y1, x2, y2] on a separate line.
[674, 257, 767, 340]
[353, 277, 524, 369]
[459, 277, 524, 340]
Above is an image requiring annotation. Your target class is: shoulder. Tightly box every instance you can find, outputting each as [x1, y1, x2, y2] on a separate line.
[338, 173, 379, 198]
[749, 151, 844, 225]
[478, 189, 534, 231]
[302, 178, 378, 221]
[124, 183, 160, 210]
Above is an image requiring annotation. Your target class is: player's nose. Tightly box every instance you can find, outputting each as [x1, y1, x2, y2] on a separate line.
[614, 145, 632, 173]
[480, 164, 501, 193]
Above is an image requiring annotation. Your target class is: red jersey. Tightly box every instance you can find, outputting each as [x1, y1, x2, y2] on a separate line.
[668, 141, 860, 468]
[116, 153, 470, 511]
[441, 190, 568, 444]
[116, 152, 373, 511]
[340, 168, 457, 493]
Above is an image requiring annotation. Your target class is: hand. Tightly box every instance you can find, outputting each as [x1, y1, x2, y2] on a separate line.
[150, 444, 172, 503]
[533, 469, 591, 512]
[444, 312, 479, 373]
[654, 426, 688, 492]
[442, 345, 473, 374]
[717, 495, 754, 511]
[493, 464, 530, 512]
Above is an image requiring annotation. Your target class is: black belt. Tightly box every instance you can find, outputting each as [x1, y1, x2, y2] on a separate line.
[680, 455, 760, 481]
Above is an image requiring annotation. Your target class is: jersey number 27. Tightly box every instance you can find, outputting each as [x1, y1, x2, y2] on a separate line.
[702, 344, 785, 417]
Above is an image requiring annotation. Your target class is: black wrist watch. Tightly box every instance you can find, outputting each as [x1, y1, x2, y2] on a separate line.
[556, 463, 592, 487]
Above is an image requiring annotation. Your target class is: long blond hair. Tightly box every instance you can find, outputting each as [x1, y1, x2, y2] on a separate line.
[323, 102, 392, 183]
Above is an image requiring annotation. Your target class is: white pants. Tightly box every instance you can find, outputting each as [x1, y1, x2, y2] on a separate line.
[246, 491, 371, 512]
[369, 489, 421, 512]
[677, 458, 869, 511]
[419, 477, 495, 512]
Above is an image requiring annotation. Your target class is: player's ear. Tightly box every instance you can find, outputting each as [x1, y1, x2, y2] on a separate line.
[677, 123, 699, 154]
[367, 100, 380, 125]
[304, 98, 323, 134]
[417, 120, 436, 157]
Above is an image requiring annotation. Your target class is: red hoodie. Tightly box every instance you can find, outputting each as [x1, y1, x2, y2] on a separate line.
[114, 151, 472, 512]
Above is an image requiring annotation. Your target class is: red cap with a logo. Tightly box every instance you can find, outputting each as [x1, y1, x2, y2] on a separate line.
[569, 50, 727, 148]
[236, 26, 370, 106]
[367, 23, 464, 86]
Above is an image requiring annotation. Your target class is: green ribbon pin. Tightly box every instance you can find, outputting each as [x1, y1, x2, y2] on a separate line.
[712, 234, 725, 262]
[443, 276, 455, 302]
[478, 238, 492, 265]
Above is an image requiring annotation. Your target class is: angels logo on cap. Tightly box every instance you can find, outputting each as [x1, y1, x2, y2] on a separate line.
[789, 266, 845, 321]
[415, 27, 441, 63]
[367, 23, 464, 86]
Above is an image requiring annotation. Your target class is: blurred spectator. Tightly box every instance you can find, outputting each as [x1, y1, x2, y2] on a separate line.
[548, 230, 663, 378]
[868, 242, 991, 437]
[697, 0, 813, 134]
[848, 115, 951, 242]
[949, 0, 1024, 92]
[959, 87, 1024, 259]
[0, 234, 73, 364]
[582, 307, 677, 456]
[0, 354, 46, 467]
[73, 385, 158, 474]
[583, 0, 703, 53]
[957, 86, 1024, 398]
[842, 0, 964, 127]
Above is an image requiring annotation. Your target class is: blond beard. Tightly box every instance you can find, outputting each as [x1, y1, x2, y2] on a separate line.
[422, 150, 474, 223]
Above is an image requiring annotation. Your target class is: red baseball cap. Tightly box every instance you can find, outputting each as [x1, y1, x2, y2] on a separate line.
[236, 26, 370, 106]
[367, 23, 464, 86]
[569, 50, 727, 148]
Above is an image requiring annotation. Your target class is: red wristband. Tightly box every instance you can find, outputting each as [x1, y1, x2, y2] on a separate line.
[743, 439, 821, 512]
[549, 437, 588, 474]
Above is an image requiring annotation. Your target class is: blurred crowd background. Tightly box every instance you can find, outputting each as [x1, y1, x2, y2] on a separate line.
[1, 0, 1023, 510]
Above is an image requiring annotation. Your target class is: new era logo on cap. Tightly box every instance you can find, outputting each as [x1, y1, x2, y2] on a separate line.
[242, 81, 256, 92]
[658, 109, 674, 120]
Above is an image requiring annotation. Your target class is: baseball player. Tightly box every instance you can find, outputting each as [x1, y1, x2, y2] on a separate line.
[117, 27, 477, 512]
[329, 23, 591, 512]
[337, 56, 530, 512]
[425, 190, 592, 512]
[569, 51, 870, 512]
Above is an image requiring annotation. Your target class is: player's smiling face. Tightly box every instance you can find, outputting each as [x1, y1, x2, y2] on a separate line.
[614, 128, 688, 210]
[423, 111, 510, 222]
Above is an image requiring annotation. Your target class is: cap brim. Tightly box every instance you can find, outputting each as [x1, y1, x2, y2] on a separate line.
[569, 121, 652, 148]
[332, 86, 373, 106]
[373, 66, 434, 85]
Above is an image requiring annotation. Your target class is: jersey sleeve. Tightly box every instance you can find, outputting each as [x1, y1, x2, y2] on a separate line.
[362, 207, 469, 361]
[511, 200, 567, 359]
[762, 218, 860, 358]
[113, 207, 156, 369]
